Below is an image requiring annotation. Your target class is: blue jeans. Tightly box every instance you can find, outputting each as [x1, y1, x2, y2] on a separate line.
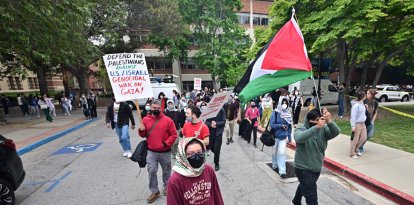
[114, 123, 131, 151]
[359, 123, 375, 153]
[338, 98, 345, 116]
[292, 168, 321, 205]
[272, 138, 287, 174]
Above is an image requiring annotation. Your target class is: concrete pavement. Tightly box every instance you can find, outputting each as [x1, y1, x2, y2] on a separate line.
[5, 105, 412, 204]
[324, 134, 414, 204]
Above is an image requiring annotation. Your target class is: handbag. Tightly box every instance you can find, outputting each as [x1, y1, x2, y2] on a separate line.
[130, 118, 160, 166]
[260, 113, 276, 149]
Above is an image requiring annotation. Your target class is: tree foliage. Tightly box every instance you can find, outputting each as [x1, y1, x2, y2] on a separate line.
[255, 0, 414, 89]
[178, 0, 251, 87]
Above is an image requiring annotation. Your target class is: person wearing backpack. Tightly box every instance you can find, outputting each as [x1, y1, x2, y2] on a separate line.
[269, 98, 292, 179]
[138, 99, 178, 203]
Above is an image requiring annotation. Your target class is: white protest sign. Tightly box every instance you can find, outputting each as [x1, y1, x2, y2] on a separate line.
[103, 53, 153, 102]
[200, 91, 232, 121]
[194, 78, 202, 90]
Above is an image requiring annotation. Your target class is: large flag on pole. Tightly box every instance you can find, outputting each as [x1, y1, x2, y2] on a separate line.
[234, 12, 312, 103]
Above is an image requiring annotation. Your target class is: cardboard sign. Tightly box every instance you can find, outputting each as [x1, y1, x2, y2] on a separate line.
[103, 53, 153, 102]
[194, 78, 202, 90]
[200, 91, 232, 121]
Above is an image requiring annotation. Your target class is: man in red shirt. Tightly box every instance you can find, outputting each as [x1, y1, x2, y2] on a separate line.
[182, 107, 209, 146]
[138, 100, 178, 203]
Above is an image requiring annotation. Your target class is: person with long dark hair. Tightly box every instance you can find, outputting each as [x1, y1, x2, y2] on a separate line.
[290, 90, 304, 126]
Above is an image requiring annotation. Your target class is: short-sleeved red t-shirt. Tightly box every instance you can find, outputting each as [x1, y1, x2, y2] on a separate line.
[182, 121, 210, 140]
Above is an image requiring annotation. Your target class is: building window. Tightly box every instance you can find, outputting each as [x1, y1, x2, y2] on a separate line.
[28, 78, 35, 89]
[146, 57, 173, 70]
[15, 77, 23, 90]
[34, 78, 39, 89]
[180, 58, 199, 69]
[237, 13, 269, 26]
[7, 76, 16, 90]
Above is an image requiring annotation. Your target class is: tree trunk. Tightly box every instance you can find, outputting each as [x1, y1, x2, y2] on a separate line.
[372, 42, 409, 87]
[336, 39, 346, 83]
[63, 64, 89, 94]
[36, 65, 48, 94]
[360, 66, 369, 91]
[62, 70, 69, 95]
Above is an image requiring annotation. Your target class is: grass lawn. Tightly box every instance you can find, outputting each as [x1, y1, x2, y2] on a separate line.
[331, 104, 414, 154]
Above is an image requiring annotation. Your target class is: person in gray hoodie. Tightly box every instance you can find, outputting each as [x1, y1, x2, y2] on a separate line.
[292, 108, 340, 205]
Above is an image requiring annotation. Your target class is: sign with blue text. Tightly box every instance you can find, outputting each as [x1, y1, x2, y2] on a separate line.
[103, 53, 154, 102]
[53, 143, 103, 155]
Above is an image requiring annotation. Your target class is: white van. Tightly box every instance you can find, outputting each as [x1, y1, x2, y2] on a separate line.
[289, 79, 338, 106]
[126, 76, 181, 110]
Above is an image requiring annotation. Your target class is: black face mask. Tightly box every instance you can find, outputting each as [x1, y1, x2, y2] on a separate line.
[251, 105, 256, 108]
[152, 110, 161, 116]
[187, 152, 205, 168]
[309, 122, 317, 127]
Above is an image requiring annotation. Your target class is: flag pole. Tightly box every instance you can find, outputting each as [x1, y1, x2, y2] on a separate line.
[311, 72, 322, 114]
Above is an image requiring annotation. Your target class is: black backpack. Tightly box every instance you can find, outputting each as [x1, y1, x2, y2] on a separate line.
[260, 112, 276, 150]
[130, 140, 148, 168]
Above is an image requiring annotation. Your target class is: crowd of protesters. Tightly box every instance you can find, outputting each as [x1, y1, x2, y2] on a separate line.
[0, 91, 99, 125]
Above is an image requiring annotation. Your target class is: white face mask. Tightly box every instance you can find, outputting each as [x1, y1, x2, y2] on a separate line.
[201, 105, 206, 110]
[282, 104, 288, 110]
[145, 106, 150, 111]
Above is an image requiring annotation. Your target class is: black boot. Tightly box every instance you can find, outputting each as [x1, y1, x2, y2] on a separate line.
[226, 138, 230, 145]
[230, 137, 233, 143]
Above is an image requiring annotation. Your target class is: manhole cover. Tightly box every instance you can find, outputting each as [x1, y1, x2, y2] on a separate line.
[266, 162, 297, 178]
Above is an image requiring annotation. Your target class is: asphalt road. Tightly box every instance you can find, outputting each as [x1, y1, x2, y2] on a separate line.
[15, 112, 376, 205]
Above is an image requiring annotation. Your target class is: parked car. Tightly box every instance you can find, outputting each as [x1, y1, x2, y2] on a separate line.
[0, 135, 25, 205]
[375, 85, 410, 102]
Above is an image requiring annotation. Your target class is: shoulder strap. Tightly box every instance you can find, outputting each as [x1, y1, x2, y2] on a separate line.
[147, 118, 161, 137]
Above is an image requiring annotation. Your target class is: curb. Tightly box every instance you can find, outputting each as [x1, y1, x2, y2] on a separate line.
[17, 117, 100, 156]
[286, 142, 414, 205]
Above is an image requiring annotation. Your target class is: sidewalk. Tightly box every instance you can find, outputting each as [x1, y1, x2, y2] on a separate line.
[0, 107, 104, 150]
[324, 134, 414, 204]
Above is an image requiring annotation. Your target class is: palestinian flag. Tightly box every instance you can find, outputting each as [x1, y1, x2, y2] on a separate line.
[234, 16, 312, 103]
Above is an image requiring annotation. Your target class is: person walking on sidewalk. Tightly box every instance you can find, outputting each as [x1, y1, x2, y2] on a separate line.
[223, 95, 239, 145]
[292, 108, 340, 205]
[80, 94, 91, 119]
[350, 91, 367, 159]
[359, 89, 379, 153]
[38, 94, 53, 122]
[167, 137, 224, 205]
[244, 101, 260, 147]
[105, 97, 135, 158]
[205, 107, 226, 171]
[61, 94, 71, 116]
[28, 94, 40, 119]
[260, 93, 273, 127]
[290, 89, 304, 126]
[337, 83, 346, 118]
[270, 99, 292, 179]
[182, 107, 210, 146]
[165, 100, 181, 159]
[138, 99, 178, 203]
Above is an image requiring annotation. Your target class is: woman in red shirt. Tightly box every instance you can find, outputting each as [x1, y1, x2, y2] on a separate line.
[167, 137, 224, 205]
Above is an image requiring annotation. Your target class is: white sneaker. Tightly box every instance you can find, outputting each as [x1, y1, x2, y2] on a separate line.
[357, 152, 362, 156]
[123, 152, 128, 157]
[127, 151, 132, 158]
[352, 155, 358, 159]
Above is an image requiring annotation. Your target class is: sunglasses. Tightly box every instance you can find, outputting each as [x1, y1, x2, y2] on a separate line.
[186, 151, 205, 159]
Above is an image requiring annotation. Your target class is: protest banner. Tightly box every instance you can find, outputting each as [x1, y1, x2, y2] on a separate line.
[194, 78, 202, 90]
[200, 91, 232, 121]
[103, 53, 153, 102]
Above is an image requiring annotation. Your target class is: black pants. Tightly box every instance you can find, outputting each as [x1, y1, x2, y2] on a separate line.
[209, 135, 223, 166]
[245, 126, 257, 145]
[3, 106, 8, 115]
[292, 168, 321, 205]
[292, 106, 301, 124]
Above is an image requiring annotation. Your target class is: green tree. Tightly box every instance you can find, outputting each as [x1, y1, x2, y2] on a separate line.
[178, 0, 250, 89]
